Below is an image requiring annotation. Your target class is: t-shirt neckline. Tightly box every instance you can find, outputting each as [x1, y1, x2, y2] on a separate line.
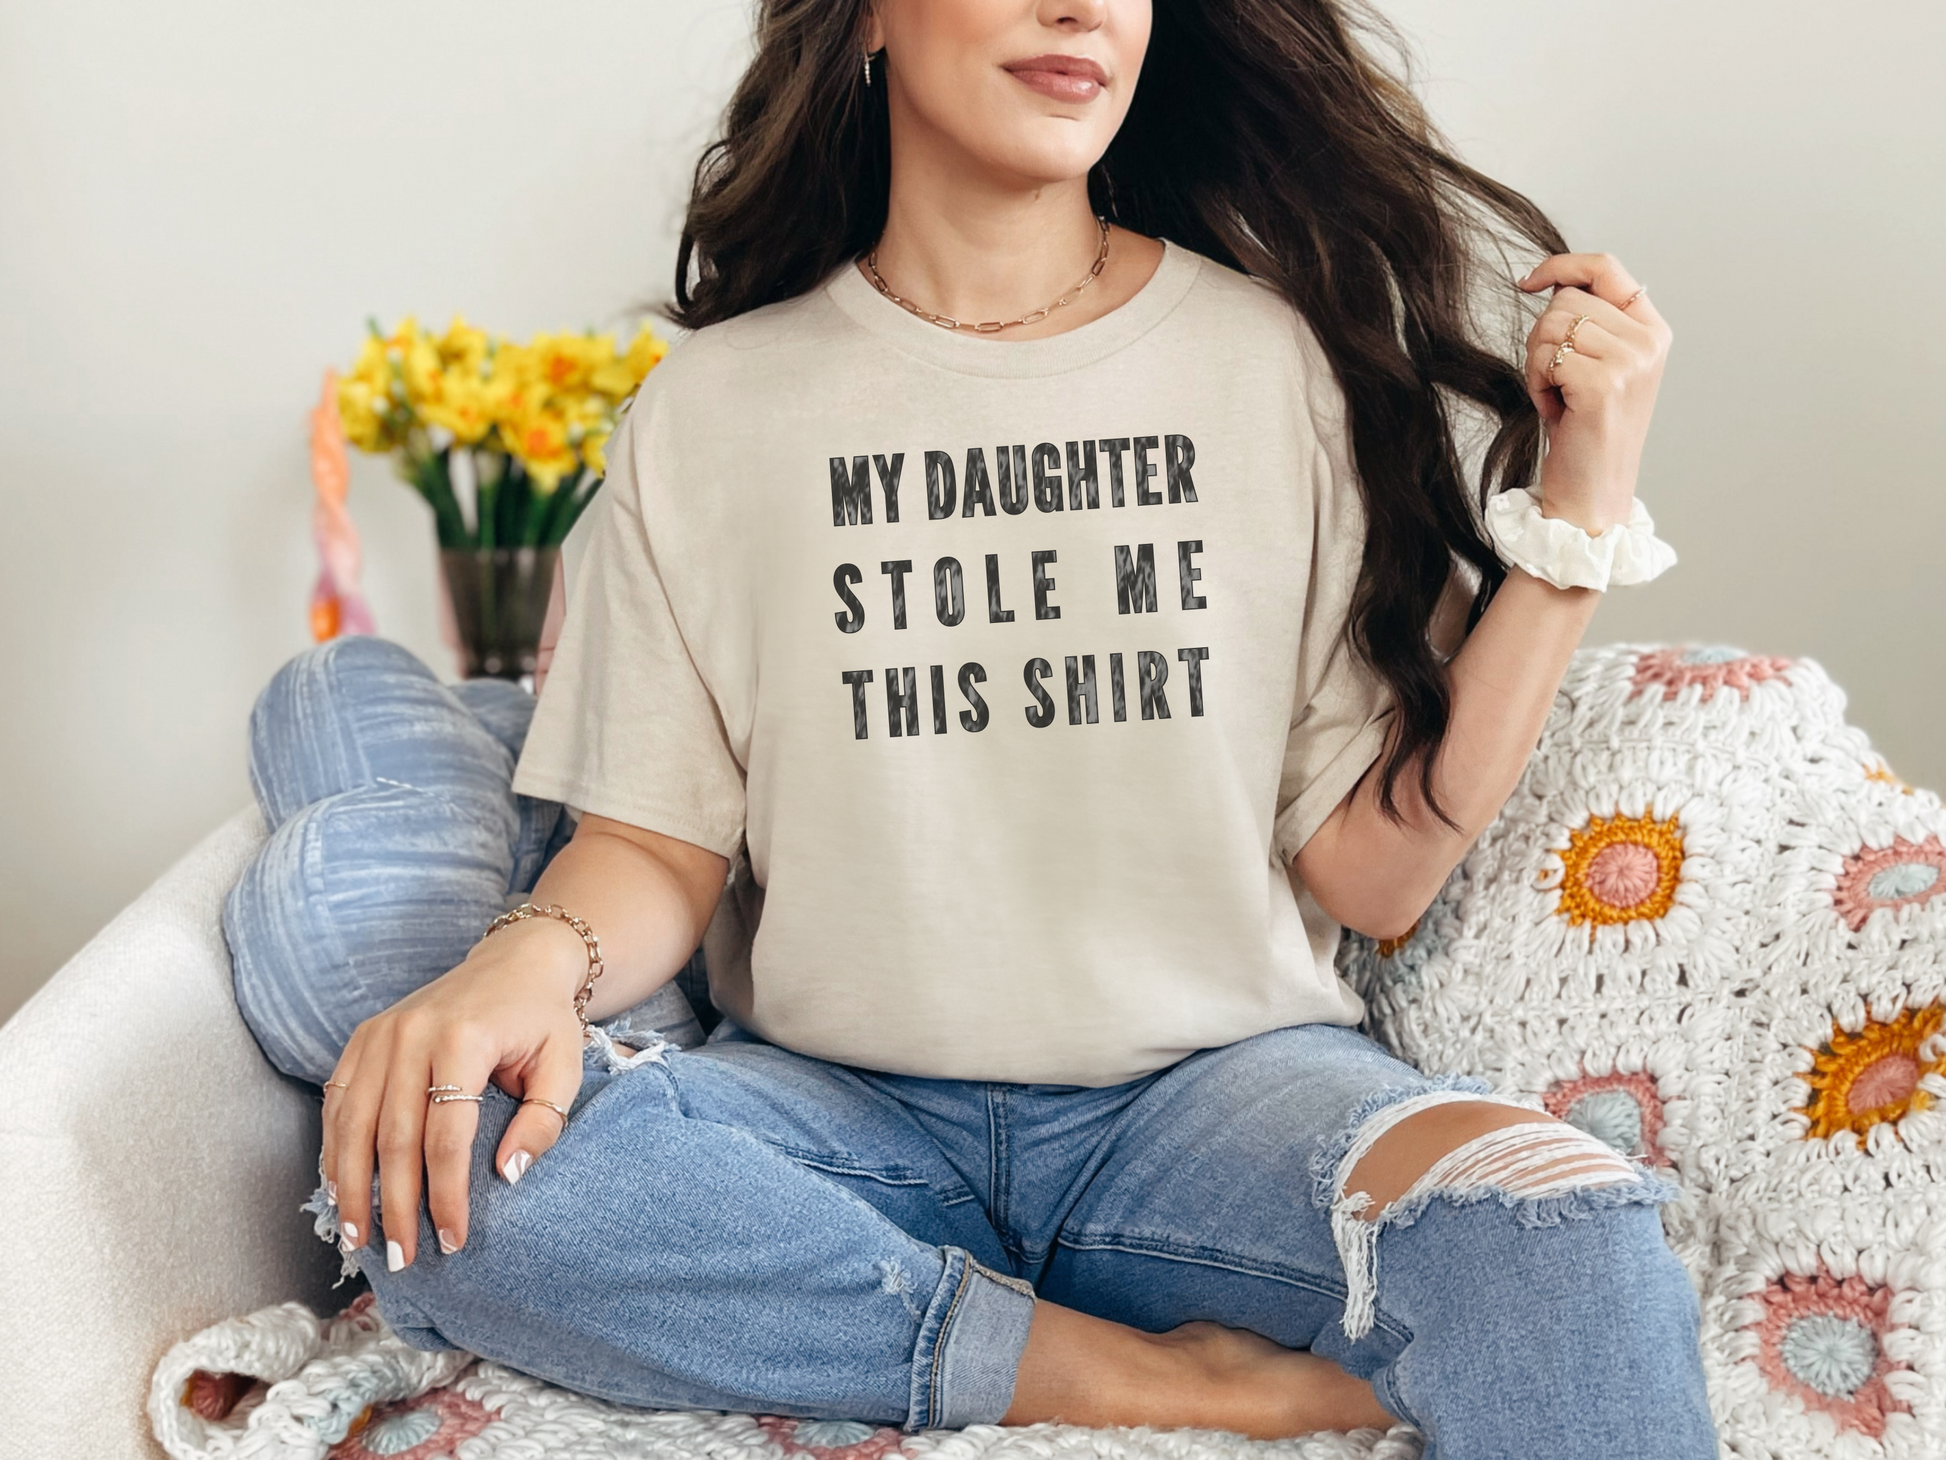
[822, 234, 1201, 379]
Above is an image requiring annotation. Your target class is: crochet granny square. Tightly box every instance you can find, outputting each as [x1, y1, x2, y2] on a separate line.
[1346, 642, 1945, 1459]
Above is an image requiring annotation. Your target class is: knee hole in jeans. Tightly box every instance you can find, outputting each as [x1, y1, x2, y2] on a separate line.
[1325, 1091, 1655, 1341]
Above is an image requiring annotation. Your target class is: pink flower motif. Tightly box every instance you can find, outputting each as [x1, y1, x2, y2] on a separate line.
[1542, 1071, 1668, 1165]
[1832, 837, 1946, 932]
[1746, 1265, 1911, 1438]
[1630, 645, 1793, 703]
[756, 1414, 908, 1460]
[1583, 840, 1662, 910]
[330, 1387, 495, 1460]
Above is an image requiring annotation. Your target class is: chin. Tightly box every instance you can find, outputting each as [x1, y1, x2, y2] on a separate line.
[961, 127, 1106, 193]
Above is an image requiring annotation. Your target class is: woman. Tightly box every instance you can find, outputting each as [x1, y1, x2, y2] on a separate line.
[238, 0, 1712, 1451]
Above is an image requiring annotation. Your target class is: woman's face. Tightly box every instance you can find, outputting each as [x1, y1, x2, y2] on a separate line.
[867, 0, 1150, 189]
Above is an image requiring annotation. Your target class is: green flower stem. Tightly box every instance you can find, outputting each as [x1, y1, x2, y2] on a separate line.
[475, 475, 498, 551]
[410, 452, 469, 549]
[530, 472, 570, 546]
[496, 460, 525, 548]
[396, 446, 602, 551]
[537, 472, 597, 546]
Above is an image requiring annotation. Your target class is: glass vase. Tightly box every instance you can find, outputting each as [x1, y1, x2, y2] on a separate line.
[438, 546, 558, 687]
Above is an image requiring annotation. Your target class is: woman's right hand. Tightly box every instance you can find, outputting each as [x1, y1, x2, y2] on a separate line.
[321, 913, 593, 1270]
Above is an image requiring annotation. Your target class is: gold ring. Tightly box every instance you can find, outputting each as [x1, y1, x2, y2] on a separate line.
[1563, 312, 1591, 351]
[1547, 339, 1575, 386]
[1621, 285, 1648, 311]
[521, 1097, 571, 1125]
[428, 1083, 484, 1105]
[323, 1080, 351, 1092]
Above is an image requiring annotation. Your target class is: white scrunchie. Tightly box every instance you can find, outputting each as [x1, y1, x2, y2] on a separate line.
[1483, 486, 1677, 592]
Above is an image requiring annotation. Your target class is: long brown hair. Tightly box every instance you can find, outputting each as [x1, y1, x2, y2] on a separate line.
[660, 0, 1566, 826]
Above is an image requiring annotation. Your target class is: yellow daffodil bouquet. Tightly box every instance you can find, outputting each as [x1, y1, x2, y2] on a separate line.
[337, 314, 669, 549]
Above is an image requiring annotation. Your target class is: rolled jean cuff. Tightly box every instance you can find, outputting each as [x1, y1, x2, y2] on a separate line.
[907, 1247, 1037, 1431]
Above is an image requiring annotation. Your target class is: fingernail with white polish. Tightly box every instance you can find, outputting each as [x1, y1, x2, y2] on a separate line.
[341, 1221, 360, 1246]
[438, 1228, 460, 1255]
[502, 1150, 531, 1185]
[326, 1179, 337, 1202]
[386, 1240, 405, 1272]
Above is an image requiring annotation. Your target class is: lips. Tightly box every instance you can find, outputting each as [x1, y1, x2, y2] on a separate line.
[1003, 53, 1109, 100]
[1004, 53, 1110, 85]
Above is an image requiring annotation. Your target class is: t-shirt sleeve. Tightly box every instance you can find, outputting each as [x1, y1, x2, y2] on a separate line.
[509, 392, 748, 857]
[1270, 323, 1397, 864]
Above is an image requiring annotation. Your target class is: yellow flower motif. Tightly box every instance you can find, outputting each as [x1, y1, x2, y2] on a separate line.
[419, 371, 493, 445]
[436, 315, 489, 374]
[588, 362, 635, 398]
[338, 315, 670, 490]
[1554, 809, 1685, 936]
[532, 332, 596, 394]
[577, 325, 663, 399]
[336, 375, 389, 452]
[492, 338, 542, 383]
[482, 367, 544, 431]
[343, 337, 397, 419]
[623, 324, 668, 380]
[347, 333, 386, 381]
[508, 411, 578, 492]
[1799, 1004, 1946, 1147]
[582, 424, 613, 476]
[401, 338, 447, 408]
[383, 315, 425, 353]
[562, 388, 609, 430]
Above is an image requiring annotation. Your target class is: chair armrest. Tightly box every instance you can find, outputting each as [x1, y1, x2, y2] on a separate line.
[0, 805, 343, 1460]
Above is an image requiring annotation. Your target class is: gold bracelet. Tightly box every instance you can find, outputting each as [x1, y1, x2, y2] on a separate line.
[480, 902, 605, 1040]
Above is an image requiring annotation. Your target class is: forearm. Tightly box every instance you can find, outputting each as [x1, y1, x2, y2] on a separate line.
[475, 815, 727, 1024]
[1294, 568, 1599, 937]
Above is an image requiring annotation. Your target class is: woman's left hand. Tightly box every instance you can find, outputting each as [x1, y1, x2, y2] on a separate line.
[1518, 253, 1674, 533]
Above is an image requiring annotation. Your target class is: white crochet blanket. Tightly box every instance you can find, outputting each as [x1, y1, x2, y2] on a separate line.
[1342, 643, 1946, 1459]
[150, 643, 1946, 1460]
[149, 1294, 1422, 1460]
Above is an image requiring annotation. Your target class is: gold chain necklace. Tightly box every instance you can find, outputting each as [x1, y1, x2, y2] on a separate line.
[863, 216, 1111, 333]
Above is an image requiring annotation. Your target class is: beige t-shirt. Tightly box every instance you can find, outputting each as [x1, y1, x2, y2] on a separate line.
[513, 236, 1395, 1085]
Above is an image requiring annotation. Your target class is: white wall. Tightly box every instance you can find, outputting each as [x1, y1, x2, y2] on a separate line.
[1383, 0, 1945, 789]
[0, 0, 757, 1020]
[3, 0, 1940, 1022]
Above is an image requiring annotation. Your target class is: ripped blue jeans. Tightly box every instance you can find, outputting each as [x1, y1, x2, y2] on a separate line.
[225, 636, 1719, 1459]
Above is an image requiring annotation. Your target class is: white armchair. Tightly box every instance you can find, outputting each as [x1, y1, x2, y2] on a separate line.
[0, 805, 337, 1460]
[7, 641, 1943, 1460]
